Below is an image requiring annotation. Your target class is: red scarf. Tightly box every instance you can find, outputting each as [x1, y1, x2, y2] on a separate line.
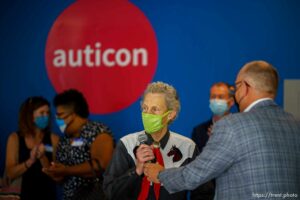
[138, 147, 164, 200]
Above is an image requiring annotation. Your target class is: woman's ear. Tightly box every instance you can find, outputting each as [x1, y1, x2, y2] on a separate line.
[168, 110, 177, 121]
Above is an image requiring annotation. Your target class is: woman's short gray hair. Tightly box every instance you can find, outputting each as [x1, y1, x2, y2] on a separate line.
[141, 81, 181, 114]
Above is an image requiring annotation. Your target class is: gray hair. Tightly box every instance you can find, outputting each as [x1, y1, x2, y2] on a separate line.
[141, 81, 181, 115]
[241, 60, 279, 96]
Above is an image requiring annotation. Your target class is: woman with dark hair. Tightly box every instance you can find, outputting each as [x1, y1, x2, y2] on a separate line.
[43, 89, 114, 200]
[5, 96, 59, 200]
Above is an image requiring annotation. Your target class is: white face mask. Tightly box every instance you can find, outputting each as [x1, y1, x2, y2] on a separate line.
[56, 118, 67, 133]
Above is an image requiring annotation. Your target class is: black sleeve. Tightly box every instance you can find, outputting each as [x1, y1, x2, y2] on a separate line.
[191, 120, 211, 153]
[192, 145, 200, 159]
[103, 141, 142, 200]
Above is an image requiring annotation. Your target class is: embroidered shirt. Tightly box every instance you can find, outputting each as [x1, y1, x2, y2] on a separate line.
[103, 130, 198, 200]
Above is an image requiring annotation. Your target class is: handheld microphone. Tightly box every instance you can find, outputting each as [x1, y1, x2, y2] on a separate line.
[138, 134, 148, 145]
[137, 134, 156, 163]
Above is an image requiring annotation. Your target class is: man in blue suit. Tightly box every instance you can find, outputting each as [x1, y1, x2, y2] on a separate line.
[144, 60, 300, 199]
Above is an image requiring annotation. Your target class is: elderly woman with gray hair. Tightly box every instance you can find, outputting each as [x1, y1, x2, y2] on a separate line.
[103, 81, 198, 200]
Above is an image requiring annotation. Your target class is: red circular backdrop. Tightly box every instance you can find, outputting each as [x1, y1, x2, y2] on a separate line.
[45, 0, 158, 114]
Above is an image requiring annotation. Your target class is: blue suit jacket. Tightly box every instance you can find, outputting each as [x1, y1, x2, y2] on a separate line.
[159, 100, 300, 199]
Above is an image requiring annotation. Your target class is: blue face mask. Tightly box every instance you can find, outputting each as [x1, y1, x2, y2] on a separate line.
[209, 99, 228, 116]
[55, 118, 67, 133]
[34, 116, 49, 129]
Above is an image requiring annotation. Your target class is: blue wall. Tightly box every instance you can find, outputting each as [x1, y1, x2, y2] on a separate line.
[1, 0, 300, 174]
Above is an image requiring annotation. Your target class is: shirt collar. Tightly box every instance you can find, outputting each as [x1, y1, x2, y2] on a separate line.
[244, 98, 273, 112]
[145, 130, 170, 149]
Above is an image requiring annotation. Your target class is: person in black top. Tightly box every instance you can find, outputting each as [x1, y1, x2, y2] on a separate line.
[43, 89, 114, 200]
[190, 82, 235, 200]
[103, 81, 198, 200]
[5, 96, 59, 200]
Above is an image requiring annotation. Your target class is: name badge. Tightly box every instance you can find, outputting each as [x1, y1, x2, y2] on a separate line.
[44, 144, 53, 152]
[71, 138, 84, 147]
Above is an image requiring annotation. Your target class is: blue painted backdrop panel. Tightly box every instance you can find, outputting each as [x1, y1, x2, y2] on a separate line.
[1, 0, 300, 174]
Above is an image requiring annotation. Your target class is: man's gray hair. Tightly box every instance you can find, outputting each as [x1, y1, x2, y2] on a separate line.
[242, 60, 279, 96]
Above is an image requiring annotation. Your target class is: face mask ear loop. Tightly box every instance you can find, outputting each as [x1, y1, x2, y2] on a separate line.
[164, 110, 172, 125]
